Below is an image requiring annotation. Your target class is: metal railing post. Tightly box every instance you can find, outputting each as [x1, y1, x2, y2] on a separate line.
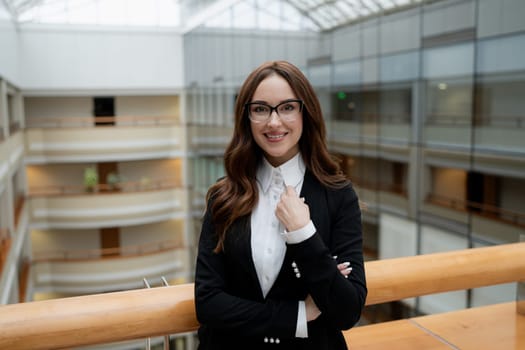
[143, 277, 174, 349]
[161, 277, 171, 350]
[143, 278, 152, 350]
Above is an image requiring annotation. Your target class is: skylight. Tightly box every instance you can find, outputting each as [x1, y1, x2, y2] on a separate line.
[1, 0, 426, 32]
[285, 0, 423, 31]
[4, 0, 182, 27]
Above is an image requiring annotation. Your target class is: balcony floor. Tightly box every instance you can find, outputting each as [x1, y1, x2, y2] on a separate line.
[345, 302, 524, 349]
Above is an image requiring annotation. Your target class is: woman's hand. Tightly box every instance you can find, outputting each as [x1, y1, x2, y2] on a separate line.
[275, 186, 310, 231]
[305, 294, 321, 321]
[337, 261, 352, 278]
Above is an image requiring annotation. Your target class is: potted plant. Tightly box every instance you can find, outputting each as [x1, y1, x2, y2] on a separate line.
[106, 172, 122, 191]
[83, 167, 98, 192]
[140, 176, 151, 190]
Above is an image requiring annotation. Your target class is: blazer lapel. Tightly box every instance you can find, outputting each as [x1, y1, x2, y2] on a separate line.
[300, 170, 325, 228]
[226, 216, 265, 300]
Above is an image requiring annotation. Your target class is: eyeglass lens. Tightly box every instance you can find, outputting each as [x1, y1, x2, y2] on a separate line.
[248, 100, 302, 122]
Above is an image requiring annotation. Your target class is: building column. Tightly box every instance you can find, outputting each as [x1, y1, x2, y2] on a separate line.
[0, 80, 8, 140]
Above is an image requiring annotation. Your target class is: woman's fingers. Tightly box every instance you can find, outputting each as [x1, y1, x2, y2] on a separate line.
[275, 186, 310, 231]
[305, 294, 321, 321]
[337, 261, 352, 278]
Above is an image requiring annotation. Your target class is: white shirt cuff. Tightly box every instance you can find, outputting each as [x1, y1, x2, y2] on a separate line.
[295, 300, 308, 338]
[282, 220, 316, 244]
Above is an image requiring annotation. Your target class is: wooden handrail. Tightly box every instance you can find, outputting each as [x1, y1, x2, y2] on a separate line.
[29, 178, 182, 197]
[354, 179, 407, 196]
[427, 193, 525, 227]
[25, 115, 179, 128]
[33, 239, 185, 262]
[426, 113, 525, 128]
[0, 242, 524, 349]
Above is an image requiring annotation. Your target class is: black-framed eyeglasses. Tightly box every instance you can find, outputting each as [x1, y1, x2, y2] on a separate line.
[245, 99, 304, 123]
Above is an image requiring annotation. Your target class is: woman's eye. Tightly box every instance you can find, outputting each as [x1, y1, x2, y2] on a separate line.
[253, 105, 269, 114]
[281, 104, 295, 112]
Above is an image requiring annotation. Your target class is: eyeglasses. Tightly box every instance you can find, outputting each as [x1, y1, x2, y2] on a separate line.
[245, 99, 303, 123]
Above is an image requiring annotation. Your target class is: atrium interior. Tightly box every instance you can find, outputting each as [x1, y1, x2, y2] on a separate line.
[0, 0, 524, 349]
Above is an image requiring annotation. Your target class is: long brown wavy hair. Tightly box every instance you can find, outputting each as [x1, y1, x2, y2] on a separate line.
[207, 60, 348, 252]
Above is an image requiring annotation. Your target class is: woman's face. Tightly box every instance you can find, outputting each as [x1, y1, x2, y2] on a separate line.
[249, 74, 303, 167]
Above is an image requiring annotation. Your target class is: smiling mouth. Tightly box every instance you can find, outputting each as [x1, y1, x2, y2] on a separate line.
[265, 133, 287, 140]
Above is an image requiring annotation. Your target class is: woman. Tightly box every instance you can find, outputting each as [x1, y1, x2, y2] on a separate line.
[195, 60, 367, 349]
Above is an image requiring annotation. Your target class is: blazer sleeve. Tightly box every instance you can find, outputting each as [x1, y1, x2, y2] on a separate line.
[194, 202, 299, 339]
[286, 184, 367, 330]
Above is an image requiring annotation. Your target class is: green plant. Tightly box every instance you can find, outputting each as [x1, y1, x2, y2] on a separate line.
[83, 167, 98, 192]
[106, 172, 121, 190]
[140, 176, 151, 190]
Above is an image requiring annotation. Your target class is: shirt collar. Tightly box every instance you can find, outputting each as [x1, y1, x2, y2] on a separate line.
[257, 153, 306, 194]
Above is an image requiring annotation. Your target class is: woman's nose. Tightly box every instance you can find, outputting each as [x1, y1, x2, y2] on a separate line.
[267, 110, 282, 126]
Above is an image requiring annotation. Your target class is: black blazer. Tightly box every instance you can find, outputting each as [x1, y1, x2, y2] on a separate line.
[195, 170, 367, 349]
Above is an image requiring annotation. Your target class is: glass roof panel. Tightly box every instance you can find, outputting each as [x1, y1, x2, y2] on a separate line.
[232, 1, 255, 28]
[202, 0, 316, 32]
[2, 0, 427, 31]
[12, 0, 182, 27]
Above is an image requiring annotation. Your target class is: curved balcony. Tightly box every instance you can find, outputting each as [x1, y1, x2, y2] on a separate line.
[354, 180, 408, 217]
[424, 194, 525, 244]
[328, 118, 411, 157]
[187, 124, 232, 156]
[24, 117, 185, 163]
[0, 131, 24, 183]
[1, 242, 524, 349]
[32, 240, 188, 294]
[426, 113, 525, 154]
[28, 180, 187, 229]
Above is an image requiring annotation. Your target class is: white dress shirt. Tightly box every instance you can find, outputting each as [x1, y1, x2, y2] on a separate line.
[251, 153, 316, 338]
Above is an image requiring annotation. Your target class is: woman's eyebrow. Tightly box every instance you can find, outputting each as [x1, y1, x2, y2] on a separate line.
[250, 98, 298, 104]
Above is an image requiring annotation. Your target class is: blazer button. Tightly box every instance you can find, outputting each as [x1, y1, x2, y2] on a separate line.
[270, 337, 275, 343]
[275, 338, 280, 344]
[295, 272, 301, 278]
[291, 261, 297, 268]
[264, 337, 268, 343]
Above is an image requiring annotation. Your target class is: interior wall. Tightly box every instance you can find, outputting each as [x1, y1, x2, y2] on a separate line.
[432, 167, 467, 200]
[26, 164, 87, 189]
[31, 229, 100, 254]
[115, 96, 180, 118]
[25, 97, 93, 119]
[120, 220, 185, 246]
[18, 26, 184, 91]
[118, 159, 182, 184]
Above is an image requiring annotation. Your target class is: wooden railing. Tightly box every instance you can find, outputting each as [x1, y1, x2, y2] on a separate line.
[426, 114, 525, 128]
[0, 242, 524, 349]
[33, 239, 185, 262]
[354, 179, 407, 196]
[25, 115, 179, 128]
[29, 178, 182, 197]
[332, 113, 411, 124]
